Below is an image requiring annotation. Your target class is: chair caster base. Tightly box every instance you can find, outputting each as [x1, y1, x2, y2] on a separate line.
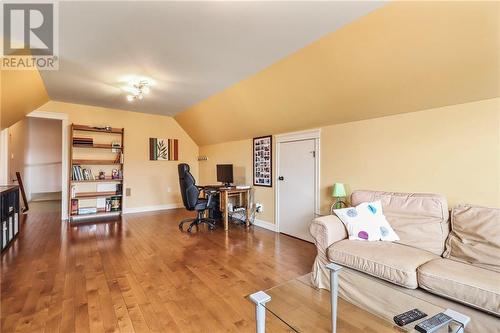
[179, 217, 217, 233]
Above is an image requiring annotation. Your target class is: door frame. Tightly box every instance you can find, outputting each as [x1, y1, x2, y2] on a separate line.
[275, 128, 320, 234]
[26, 111, 69, 221]
[0, 129, 9, 185]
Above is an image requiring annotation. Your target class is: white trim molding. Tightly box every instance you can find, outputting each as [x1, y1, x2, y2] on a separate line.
[275, 128, 321, 143]
[0, 129, 9, 185]
[27, 110, 70, 220]
[123, 203, 184, 214]
[27, 111, 69, 121]
[275, 128, 321, 236]
[252, 219, 277, 232]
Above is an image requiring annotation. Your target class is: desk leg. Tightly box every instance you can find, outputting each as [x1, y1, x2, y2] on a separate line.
[224, 191, 229, 231]
[246, 191, 250, 227]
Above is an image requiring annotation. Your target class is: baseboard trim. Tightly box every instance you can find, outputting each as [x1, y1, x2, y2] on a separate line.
[124, 203, 183, 214]
[252, 218, 277, 232]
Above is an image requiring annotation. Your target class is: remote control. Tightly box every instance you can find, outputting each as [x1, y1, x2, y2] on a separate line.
[415, 312, 453, 333]
[393, 308, 427, 326]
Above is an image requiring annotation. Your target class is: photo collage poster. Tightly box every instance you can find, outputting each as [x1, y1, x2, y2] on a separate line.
[253, 136, 272, 187]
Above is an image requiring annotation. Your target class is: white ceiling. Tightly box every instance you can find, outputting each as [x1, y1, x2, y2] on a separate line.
[41, 1, 386, 116]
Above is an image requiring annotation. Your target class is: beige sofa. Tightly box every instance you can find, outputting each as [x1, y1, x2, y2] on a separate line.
[310, 190, 500, 332]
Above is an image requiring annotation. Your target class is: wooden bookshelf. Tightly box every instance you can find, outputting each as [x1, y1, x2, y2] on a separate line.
[73, 143, 123, 149]
[75, 191, 119, 199]
[71, 179, 123, 184]
[72, 124, 123, 134]
[69, 124, 124, 222]
[70, 211, 121, 222]
[72, 159, 122, 165]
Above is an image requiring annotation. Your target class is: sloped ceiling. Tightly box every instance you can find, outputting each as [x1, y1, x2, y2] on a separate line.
[1, 67, 49, 129]
[39, 1, 385, 116]
[175, 1, 500, 146]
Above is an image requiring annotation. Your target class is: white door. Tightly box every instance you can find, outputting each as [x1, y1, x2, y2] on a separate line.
[278, 139, 316, 242]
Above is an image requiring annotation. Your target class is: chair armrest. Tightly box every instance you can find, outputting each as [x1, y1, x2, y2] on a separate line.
[309, 215, 347, 254]
[202, 189, 219, 207]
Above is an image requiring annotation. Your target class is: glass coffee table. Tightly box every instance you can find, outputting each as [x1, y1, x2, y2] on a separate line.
[247, 264, 468, 333]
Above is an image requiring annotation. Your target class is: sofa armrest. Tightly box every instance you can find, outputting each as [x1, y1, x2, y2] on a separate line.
[310, 215, 347, 253]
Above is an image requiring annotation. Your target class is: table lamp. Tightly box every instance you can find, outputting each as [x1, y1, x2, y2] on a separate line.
[330, 183, 347, 214]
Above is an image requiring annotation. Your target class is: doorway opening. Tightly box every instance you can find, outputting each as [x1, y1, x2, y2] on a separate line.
[9, 117, 63, 213]
[7, 111, 69, 219]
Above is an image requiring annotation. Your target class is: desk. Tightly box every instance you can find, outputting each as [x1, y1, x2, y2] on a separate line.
[202, 186, 251, 231]
[219, 188, 251, 231]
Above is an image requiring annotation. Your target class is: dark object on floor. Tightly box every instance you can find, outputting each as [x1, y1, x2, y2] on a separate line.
[15, 172, 29, 213]
[177, 163, 217, 232]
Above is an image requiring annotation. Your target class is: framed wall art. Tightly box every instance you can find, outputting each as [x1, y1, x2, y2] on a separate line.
[253, 135, 272, 187]
[149, 138, 179, 161]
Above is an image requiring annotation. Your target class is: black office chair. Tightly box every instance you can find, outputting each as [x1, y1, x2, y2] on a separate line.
[177, 163, 217, 232]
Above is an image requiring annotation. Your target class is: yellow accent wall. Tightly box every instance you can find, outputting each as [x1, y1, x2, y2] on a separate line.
[1, 68, 49, 129]
[176, 1, 500, 146]
[37, 101, 199, 210]
[199, 98, 500, 226]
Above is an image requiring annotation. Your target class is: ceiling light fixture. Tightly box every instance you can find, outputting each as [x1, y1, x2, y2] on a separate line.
[126, 80, 150, 102]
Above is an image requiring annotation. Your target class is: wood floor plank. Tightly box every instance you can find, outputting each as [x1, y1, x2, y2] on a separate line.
[1, 208, 404, 333]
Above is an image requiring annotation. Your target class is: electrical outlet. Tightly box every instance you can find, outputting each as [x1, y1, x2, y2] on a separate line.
[126, 188, 131, 196]
[167, 187, 171, 192]
[256, 203, 263, 213]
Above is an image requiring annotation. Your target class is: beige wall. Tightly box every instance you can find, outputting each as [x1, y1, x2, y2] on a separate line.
[26, 117, 62, 194]
[320, 98, 500, 211]
[8, 118, 29, 198]
[199, 139, 275, 223]
[8, 117, 63, 198]
[37, 101, 199, 210]
[199, 98, 500, 226]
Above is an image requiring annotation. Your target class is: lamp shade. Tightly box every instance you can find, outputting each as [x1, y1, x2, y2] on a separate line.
[331, 183, 346, 197]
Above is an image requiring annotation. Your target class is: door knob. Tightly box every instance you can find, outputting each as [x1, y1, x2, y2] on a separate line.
[278, 176, 284, 181]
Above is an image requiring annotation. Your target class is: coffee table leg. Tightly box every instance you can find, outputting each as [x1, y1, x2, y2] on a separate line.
[326, 263, 343, 333]
[249, 291, 271, 333]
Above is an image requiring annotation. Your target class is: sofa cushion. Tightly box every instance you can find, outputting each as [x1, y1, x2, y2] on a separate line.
[418, 258, 500, 316]
[350, 190, 449, 255]
[334, 201, 399, 241]
[327, 240, 438, 289]
[443, 205, 500, 273]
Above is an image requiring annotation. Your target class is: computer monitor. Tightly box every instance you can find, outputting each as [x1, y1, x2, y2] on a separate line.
[216, 164, 233, 186]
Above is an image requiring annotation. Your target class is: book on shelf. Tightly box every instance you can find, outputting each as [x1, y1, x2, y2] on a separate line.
[73, 137, 93, 145]
[116, 184, 123, 195]
[111, 141, 122, 153]
[113, 153, 124, 164]
[105, 198, 112, 212]
[110, 196, 121, 211]
[71, 199, 79, 215]
[72, 166, 95, 181]
[78, 207, 97, 215]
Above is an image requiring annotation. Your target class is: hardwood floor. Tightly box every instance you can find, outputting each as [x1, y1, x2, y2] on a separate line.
[1, 209, 315, 332]
[2, 209, 406, 333]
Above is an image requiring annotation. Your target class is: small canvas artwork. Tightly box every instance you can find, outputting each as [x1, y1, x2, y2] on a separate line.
[149, 138, 179, 161]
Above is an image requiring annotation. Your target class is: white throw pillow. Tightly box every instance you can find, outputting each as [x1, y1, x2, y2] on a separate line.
[334, 201, 399, 242]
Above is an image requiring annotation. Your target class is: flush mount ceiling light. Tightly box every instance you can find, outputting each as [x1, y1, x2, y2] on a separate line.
[126, 80, 150, 102]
